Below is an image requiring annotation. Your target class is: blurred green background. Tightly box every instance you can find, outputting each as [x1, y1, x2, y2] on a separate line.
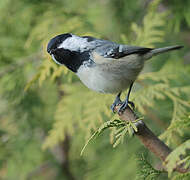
[0, 0, 190, 179]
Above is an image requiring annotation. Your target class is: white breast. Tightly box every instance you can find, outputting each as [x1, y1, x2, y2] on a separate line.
[76, 66, 127, 93]
[76, 55, 144, 94]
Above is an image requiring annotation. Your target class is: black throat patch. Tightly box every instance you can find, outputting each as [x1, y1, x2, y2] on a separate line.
[52, 48, 93, 73]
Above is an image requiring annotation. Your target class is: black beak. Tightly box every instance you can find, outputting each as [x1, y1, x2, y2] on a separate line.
[47, 49, 56, 55]
[47, 49, 51, 54]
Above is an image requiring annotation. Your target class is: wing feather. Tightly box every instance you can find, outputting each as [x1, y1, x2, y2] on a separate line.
[95, 43, 153, 59]
[81, 35, 153, 60]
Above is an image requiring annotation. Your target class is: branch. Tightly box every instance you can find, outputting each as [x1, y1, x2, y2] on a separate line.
[115, 105, 190, 174]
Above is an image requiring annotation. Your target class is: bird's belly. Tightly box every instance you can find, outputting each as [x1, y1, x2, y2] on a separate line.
[76, 64, 142, 94]
[83, 75, 131, 93]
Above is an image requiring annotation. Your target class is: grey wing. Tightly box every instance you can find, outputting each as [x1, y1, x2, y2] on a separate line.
[94, 42, 153, 59]
[82, 35, 153, 59]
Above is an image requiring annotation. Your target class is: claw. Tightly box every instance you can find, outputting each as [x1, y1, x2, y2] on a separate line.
[110, 92, 122, 113]
[128, 101, 135, 110]
[117, 83, 135, 114]
[117, 101, 135, 114]
[111, 104, 116, 113]
[117, 101, 128, 114]
[111, 100, 122, 113]
[110, 83, 135, 114]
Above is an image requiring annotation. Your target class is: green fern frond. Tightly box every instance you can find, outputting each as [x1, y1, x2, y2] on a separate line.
[113, 126, 128, 148]
[25, 11, 86, 47]
[120, 0, 167, 47]
[43, 83, 113, 149]
[136, 154, 162, 180]
[165, 139, 190, 177]
[81, 116, 143, 154]
[50, 66, 69, 81]
[132, 1, 167, 47]
[25, 58, 57, 90]
[38, 59, 57, 86]
[159, 100, 189, 144]
[80, 119, 125, 155]
[133, 62, 190, 145]
[110, 117, 142, 148]
[26, 57, 72, 90]
[172, 171, 190, 180]
[133, 83, 168, 114]
[24, 72, 41, 91]
[42, 95, 77, 149]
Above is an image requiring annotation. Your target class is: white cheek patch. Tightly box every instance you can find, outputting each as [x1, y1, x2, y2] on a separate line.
[58, 35, 88, 52]
[51, 54, 62, 65]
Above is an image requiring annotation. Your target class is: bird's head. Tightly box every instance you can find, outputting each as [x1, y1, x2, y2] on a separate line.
[47, 33, 91, 72]
[47, 33, 72, 54]
[47, 33, 79, 66]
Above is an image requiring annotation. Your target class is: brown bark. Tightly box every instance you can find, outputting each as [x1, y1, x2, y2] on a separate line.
[116, 106, 190, 173]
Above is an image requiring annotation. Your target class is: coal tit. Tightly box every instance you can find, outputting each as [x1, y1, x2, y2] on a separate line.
[47, 33, 183, 113]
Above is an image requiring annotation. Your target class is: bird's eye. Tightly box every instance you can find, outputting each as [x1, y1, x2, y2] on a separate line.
[51, 49, 56, 53]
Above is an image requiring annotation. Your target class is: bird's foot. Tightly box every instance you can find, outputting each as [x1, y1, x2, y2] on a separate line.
[117, 101, 135, 114]
[117, 101, 128, 114]
[111, 100, 122, 113]
[128, 101, 135, 110]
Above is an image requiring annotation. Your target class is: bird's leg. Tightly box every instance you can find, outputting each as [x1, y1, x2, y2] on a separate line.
[111, 92, 122, 113]
[118, 83, 135, 114]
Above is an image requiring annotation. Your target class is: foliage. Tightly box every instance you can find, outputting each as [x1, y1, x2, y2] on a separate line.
[129, 0, 167, 47]
[81, 118, 140, 155]
[0, 0, 190, 179]
[172, 172, 190, 180]
[165, 139, 190, 177]
[165, 0, 190, 33]
[134, 62, 190, 145]
[136, 155, 162, 180]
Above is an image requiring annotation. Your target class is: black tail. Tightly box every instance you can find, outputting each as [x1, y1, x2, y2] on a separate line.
[151, 45, 183, 56]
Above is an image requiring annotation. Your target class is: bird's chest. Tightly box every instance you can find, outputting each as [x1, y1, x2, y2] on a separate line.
[76, 60, 143, 94]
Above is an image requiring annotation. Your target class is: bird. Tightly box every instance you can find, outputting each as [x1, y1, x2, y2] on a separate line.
[47, 33, 183, 113]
